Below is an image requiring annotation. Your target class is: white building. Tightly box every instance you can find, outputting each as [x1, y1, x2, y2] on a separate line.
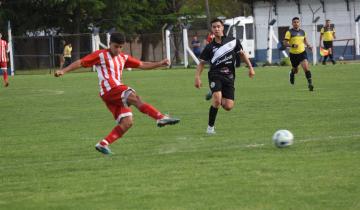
[252, 0, 360, 62]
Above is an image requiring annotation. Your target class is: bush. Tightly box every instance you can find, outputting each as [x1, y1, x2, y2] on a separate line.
[280, 57, 291, 66]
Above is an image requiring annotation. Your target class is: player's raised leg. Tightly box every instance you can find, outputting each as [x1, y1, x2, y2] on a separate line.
[221, 98, 234, 111]
[301, 59, 314, 91]
[289, 67, 297, 85]
[205, 90, 212, 101]
[126, 91, 180, 127]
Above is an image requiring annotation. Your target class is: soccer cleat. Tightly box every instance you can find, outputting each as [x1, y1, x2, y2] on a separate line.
[206, 126, 216, 134]
[95, 143, 112, 155]
[332, 60, 336, 65]
[157, 115, 180, 127]
[205, 91, 212, 101]
[308, 84, 314, 91]
[289, 71, 295, 85]
[4, 81, 9, 87]
[322, 61, 326, 65]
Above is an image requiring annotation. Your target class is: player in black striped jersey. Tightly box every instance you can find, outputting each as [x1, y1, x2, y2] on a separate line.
[194, 18, 255, 134]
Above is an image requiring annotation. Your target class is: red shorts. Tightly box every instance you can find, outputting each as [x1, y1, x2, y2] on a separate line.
[0, 62, 7, 69]
[101, 85, 135, 123]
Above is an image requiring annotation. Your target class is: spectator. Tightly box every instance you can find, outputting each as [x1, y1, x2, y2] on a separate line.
[191, 35, 201, 57]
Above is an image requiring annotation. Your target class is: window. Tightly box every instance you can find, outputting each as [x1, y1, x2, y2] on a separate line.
[236, 26, 244, 40]
[245, 23, 254, 39]
[278, 26, 290, 41]
[224, 25, 230, 35]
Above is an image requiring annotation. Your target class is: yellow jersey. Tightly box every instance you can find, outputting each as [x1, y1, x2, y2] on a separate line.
[320, 26, 335, 41]
[63, 45, 72, 58]
[285, 28, 307, 54]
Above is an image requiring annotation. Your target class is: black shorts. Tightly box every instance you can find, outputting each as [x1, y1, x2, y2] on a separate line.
[289, 51, 308, 68]
[63, 57, 72, 68]
[323, 41, 333, 49]
[208, 73, 235, 100]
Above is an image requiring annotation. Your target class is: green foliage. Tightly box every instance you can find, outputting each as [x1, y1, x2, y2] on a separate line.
[280, 57, 291, 66]
[1, 64, 360, 209]
[0, 0, 106, 35]
[182, 0, 252, 19]
[0, 0, 253, 36]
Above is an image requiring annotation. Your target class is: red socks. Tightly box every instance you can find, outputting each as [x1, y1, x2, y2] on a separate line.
[139, 103, 164, 120]
[3, 70, 8, 82]
[99, 104, 163, 146]
[100, 126, 125, 146]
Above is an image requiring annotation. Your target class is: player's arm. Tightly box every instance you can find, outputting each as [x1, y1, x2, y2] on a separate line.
[6, 44, 9, 62]
[319, 34, 323, 47]
[283, 39, 290, 48]
[195, 44, 211, 88]
[304, 37, 312, 50]
[283, 31, 299, 48]
[319, 28, 323, 47]
[195, 61, 205, 88]
[333, 31, 336, 39]
[239, 50, 255, 78]
[54, 59, 82, 77]
[137, 59, 170, 70]
[283, 31, 292, 48]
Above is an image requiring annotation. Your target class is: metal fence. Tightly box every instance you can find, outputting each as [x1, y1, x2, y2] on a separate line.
[11, 29, 212, 74]
[13, 34, 93, 73]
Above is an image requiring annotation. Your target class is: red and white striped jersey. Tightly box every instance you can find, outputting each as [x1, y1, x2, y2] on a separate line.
[0, 39, 8, 63]
[81, 49, 141, 96]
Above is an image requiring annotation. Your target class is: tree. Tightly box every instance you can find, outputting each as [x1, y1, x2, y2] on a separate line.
[0, 0, 105, 35]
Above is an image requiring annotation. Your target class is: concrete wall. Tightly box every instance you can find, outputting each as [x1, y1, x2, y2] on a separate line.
[253, 0, 360, 62]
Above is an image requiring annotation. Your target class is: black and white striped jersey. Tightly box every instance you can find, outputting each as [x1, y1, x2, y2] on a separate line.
[199, 36, 242, 76]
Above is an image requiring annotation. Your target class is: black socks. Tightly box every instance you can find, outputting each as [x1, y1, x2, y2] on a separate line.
[305, 71, 312, 85]
[208, 106, 219, 127]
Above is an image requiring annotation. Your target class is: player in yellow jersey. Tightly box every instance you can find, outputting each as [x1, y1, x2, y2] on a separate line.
[320, 19, 336, 65]
[283, 17, 314, 91]
[62, 42, 72, 69]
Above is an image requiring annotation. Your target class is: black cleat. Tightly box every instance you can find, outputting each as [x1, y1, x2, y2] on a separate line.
[332, 60, 336, 65]
[205, 91, 212, 101]
[289, 71, 295, 85]
[157, 116, 180, 127]
[322, 61, 326, 65]
[308, 84, 314, 91]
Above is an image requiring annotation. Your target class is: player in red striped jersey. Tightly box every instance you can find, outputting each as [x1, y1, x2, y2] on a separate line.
[0, 33, 9, 87]
[55, 33, 180, 155]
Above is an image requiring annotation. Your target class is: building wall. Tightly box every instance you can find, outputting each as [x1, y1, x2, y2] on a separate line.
[253, 0, 360, 62]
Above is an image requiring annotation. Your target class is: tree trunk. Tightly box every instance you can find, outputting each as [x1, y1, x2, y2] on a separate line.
[140, 34, 151, 61]
[205, 0, 211, 30]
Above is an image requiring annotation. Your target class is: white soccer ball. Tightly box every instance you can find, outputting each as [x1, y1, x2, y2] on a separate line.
[339, 56, 344, 61]
[272, 130, 294, 148]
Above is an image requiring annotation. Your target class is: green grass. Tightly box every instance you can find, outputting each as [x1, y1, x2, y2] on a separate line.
[1, 64, 360, 210]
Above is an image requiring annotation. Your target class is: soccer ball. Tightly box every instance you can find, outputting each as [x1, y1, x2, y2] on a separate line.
[339, 56, 344, 61]
[272, 130, 294, 148]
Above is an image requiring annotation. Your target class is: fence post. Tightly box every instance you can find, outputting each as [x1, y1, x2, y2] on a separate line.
[7, 21, 14, 76]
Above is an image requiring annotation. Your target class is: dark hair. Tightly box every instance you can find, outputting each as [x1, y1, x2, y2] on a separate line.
[211, 18, 224, 26]
[292, 17, 300, 21]
[326, 19, 331, 22]
[110, 33, 125, 44]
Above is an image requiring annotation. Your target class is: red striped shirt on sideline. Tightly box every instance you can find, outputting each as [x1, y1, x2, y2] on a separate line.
[0, 39, 8, 63]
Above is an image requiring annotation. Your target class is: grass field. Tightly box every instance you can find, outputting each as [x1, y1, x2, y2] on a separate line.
[1, 64, 360, 210]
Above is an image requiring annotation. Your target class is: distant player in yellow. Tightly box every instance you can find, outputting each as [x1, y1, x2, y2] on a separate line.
[320, 19, 336, 65]
[283, 17, 314, 91]
[61, 42, 72, 69]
